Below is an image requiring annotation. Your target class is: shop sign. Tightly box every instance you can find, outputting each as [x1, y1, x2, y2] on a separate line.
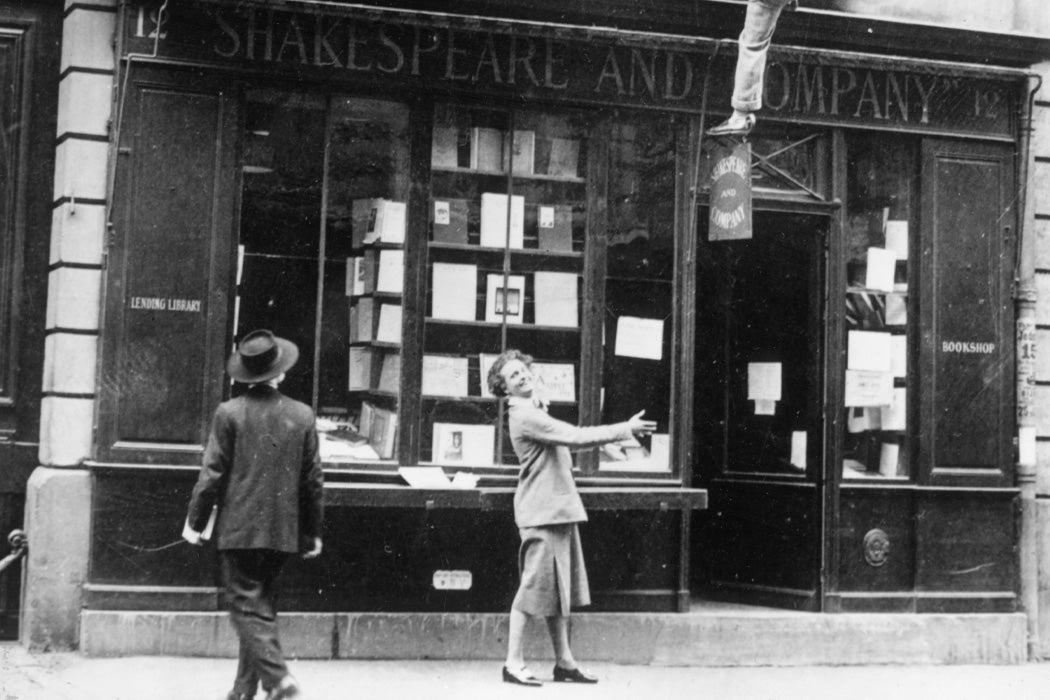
[128, 295, 203, 312]
[125, 1, 1018, 139]
[708, 141, 751, 241]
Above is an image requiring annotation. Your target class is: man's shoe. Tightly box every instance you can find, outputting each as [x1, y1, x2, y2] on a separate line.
[707, 112, 756, 136]
[502, 665, 542, 686]
[552, 665, 599, 684]
[265, 676, 301, 700]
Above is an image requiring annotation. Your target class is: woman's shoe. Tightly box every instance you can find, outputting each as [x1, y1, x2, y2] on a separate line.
[707, 112, 756, 136]
[552, 665, 599, 684]
[503, 665, 542, 687]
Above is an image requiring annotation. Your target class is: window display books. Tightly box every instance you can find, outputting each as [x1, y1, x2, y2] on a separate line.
[432, 198, 469, 245]
[506, 130, 535, 175]
[537, 204, 573, 252]
[480, 193, 524, 249]
[548, 137, 580, 178]
[533, 271, 578, 327]
[368, 404, 398, 459]
[376, 303, 402, 344]
[431, 262, 477, 321]
[345, 256, 371, 296]
[353, 198, 406, 246]
[432, 422, 495, 465]
[470, 127, 504, 172]
[422, 355, 469, 397]
[431, 126, 469, 169]
[533, 362, 576, 402]
[377, 353, 401, 393]
[349, 298, 374, 343]
[375, 249, 404, 294]
[348, 346, 373, 390]
[485, 274, 525, 324]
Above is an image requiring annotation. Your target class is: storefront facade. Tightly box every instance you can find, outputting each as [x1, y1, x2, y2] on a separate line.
[14, 0, 1050, 656]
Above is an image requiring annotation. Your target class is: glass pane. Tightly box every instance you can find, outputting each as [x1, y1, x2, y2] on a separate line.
[319, 97, 410, 464]
[423, 105, 587, 468]
[697, 213, 824, 476]
[699, 126, 829, 199]
[599, 118, 676, 473]
[236, 90, 326, 404]
[842, 134, 917, 480]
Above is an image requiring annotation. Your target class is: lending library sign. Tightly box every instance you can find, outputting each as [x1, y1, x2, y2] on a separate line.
[128, 1, 1017, 138]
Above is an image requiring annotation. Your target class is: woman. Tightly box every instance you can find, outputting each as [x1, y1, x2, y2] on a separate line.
[488, 349, 656, 686]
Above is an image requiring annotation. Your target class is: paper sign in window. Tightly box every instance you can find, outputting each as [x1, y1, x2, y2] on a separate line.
[885, 220, 909, 260]
[614, 316, 664, 360]
[754, 400, 776, 415]
[879, 443, 900, 477]
[885, 293, 907, 325]
[865, 247, 897, 292]
[790, 431, 807, 469]
[880, 388, 907, 431]
[890, 335, 907, 378]
[848, 330, 892, 372]
[844, 369, 893, 407]
[747, 362, 782, 401]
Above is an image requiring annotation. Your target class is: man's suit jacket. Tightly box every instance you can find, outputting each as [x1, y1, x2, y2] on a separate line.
[186, 384, 323, 553]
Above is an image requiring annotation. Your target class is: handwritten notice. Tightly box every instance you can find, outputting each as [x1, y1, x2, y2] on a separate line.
[844, 369, 893, 407]
[614, 316, 664, 360]
[747, 362, 782, 401]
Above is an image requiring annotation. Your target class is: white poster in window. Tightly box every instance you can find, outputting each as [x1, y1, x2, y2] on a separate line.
[376, 249, 404, 294]
[747, 362, 782, 401]
[890, 335, 907, 378]
[884, 220, 909, 260]
[865, 247, 897, 292]
[754, 400, 776, 415]
[844, 369, 893, 407]
[614, 316, 664, 360]
[790, 431, 807, 469]
[848, 330, 892, 372]
[879, 443, 900, 477]
[880, 388, 907, 431]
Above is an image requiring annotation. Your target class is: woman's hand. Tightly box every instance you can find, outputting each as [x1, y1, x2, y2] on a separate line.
[627, 410, 658, 437]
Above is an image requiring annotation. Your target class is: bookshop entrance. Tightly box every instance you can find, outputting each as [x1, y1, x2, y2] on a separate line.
[693, 211, 828, 611]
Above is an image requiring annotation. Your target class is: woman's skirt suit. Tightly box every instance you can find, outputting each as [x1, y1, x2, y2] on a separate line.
[506, 397, 633, 617]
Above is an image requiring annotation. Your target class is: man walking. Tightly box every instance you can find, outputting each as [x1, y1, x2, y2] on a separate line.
[184, 329, 324, 700]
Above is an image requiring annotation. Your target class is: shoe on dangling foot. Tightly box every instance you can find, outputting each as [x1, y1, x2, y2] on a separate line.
[707, 111, 757, 137]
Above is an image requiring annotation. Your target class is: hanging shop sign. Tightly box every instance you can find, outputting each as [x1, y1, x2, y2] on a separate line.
[708, 141, 752, 241]
[125, 1, 1019, 139]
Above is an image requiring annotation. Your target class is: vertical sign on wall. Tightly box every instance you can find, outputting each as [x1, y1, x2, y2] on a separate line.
[708, 141, 752, 241]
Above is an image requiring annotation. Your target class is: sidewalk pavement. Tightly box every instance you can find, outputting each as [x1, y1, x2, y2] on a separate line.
[4, 643, 1050, 700]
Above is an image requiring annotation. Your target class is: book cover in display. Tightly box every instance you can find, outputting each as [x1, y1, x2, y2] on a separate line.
[376, 303, 402, 344]
[432, 198, 469, 244]
[431, 262, 478, 321]
[376, 249, 404, 294]
[348, 347, 373, 390]
[377, 353, 401, 393]
[533, 271, 578, 327]
[485, 274, 525, 324]
[368, 405, 398, 459]
[533, 362, 576, 402]
[548, 137, 580, 178]
[349, 298, 374, 343]
[537, 204, 573, 252]
[470, 127, 504, 172]
[421, 355, 469, 397]
[432, 422, 496, 465]
[506, 130, 535, 175]
[480, 193, 524, 249]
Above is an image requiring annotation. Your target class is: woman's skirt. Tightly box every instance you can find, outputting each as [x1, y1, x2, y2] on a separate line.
[511, 523, 590, 617]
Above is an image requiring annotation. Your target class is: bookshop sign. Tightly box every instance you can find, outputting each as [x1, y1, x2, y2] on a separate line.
[128, 1, 1017, 139]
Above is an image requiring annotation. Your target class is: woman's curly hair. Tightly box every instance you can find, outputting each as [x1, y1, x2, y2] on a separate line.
[486, 349, 533, 397]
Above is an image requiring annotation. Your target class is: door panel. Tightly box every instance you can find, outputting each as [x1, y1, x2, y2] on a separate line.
[694, 212, 826, 610]
[98, 69, 237, 463]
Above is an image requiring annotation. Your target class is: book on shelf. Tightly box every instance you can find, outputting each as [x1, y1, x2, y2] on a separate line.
[377, 353, 401, 393]
[432, 198, 469, 245]
[375, 249, 404, 294]
[359, 401, 375, 437]
[533, 271, 578, 327]
[533, 362, 576, 402]
[432, 422, 496, 465]
[431, 262, 478, 321]
[353, 198, 407, 246]
[422, 355, 470, 397]
[345, 256, 372, 296]
[431, 126, 469, 169]
[485, 274, 525, 324]
[537, 205, 573, 252]
[368, 404, 398, 459]
[470, 127, 504, 171]
[376, 303, 402, 344]
[506, 130, 535, 176]
[548, 137, 580, 178]
[348, 297, 374, 343]
[348, 346, 373, 390]
[479, 353, 500, 397]
[479, 193, 524, 249]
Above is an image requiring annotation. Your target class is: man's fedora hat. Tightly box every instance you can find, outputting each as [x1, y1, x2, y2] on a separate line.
[227, 329, 300, 383]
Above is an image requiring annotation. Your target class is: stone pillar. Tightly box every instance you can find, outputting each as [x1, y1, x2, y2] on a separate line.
[22, 0, 117, 651]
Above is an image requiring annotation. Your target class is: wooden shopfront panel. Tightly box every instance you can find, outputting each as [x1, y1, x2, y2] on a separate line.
[98, 70, 237, 464]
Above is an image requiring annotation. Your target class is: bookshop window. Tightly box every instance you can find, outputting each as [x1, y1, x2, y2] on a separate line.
[0, 28, 27, 403]
[236, 90, 411, 463]
[599, 119, 676, 473]
[424, 104, 588, 468]
[841, 133, 917, 480]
